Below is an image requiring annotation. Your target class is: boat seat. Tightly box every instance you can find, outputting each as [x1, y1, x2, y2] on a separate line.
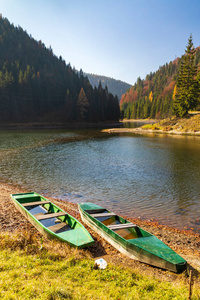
[108, 223, 137, 230]
[86, 209, 105, 214]
[35, 211, 68, 221]
[47, 222, 71, 233]
[22, 200, 51, 207]
[90, 212, 117, 218]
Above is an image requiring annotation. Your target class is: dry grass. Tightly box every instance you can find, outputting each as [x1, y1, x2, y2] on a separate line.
[142, 114, 200, 133]
[1, 231, 200, 299]
[0, 230, 90, 260]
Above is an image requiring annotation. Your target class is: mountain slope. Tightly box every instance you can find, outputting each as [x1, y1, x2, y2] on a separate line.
[0, 16, 120, 124]
[120, 47, 200, 119]
[85, 73, 131, 100]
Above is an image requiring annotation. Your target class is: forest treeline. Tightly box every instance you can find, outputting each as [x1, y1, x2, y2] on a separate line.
[0, 16, 120, 124]
[120, 46, 200, 119]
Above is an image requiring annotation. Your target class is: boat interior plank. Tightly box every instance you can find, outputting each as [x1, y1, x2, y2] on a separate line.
[108, 223, 137, 230]
[90, 212, 117, 218]
[35, 211, 68, 221]
[48, 222, 71, 233]
[86, 209, 106, 214]
[22, 200, 51, 207]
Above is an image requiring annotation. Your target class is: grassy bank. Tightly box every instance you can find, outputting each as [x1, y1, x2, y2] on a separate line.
[0, 231, 200, 300]
[141, 114, 200, 134]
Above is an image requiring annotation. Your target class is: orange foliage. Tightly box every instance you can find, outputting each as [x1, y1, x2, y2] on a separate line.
[172, 58, 179, 66]
[120, 94, 125, 105]
[132, 90, 138, 102]
[161, 80, 175, 97]
[120, 88, 138, 105]
[142, 80, 149, 95]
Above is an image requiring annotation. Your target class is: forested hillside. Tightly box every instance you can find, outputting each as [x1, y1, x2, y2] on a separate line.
[0, 16, 120, 124]
[120, 47, 200, 119]
[85, 73, 131, 100]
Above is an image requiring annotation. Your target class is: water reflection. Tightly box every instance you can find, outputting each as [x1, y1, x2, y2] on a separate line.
[122, 120, 155, 128]
[0, 128, 200, 233]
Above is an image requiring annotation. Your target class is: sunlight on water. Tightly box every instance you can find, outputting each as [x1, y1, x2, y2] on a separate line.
[0, 128, 200, 233]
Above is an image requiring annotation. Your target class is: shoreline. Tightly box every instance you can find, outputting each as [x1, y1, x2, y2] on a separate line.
[121, 118, 157, 123]
[108, 115, 200, 136]
[0, 121, 121, 131]
[1, 181, 199, 278]
[102, 127, 200, 136]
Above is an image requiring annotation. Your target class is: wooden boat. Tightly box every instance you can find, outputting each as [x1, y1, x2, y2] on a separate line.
[11, 193, 94, 248]
[78, 202, 187, 273]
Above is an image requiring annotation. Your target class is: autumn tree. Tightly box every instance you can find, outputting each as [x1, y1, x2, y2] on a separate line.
[173, 35, 200, 117]
[149, 91, 153, 102]
[76, 87, 89, 121]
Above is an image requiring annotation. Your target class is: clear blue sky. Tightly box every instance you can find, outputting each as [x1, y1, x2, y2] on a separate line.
[1, 0, 200, 85]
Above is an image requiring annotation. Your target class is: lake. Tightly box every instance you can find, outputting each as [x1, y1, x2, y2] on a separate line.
[0, 124, 200, 233]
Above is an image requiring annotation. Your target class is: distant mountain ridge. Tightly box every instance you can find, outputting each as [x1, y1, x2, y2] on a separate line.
[85, 73, 132, 100]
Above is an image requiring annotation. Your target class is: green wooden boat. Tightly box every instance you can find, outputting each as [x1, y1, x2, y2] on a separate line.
[78, 202, 187, 273]
[11, 193, 94, 248]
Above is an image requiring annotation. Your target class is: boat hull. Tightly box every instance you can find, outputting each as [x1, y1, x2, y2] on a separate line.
[79, 202, 187, 273]
[11, 193, 94, 248]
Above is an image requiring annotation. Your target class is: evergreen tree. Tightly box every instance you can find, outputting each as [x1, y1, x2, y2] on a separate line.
[65, 89, 75, 121]
[173, 35, 200, 117]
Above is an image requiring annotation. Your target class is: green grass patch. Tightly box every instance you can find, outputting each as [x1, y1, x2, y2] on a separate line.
[0, 232, 199, 299]
[142, 124, 161, 130]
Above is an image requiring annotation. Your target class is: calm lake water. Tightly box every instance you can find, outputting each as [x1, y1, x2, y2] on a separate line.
[0, 124, 200, 233]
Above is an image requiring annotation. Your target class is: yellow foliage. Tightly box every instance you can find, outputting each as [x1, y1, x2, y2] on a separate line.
[149, 91, 153, 102]
[173, 85, 177, 100]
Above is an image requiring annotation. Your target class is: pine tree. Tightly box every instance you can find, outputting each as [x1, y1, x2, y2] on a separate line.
[173, 35, 200, 117]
